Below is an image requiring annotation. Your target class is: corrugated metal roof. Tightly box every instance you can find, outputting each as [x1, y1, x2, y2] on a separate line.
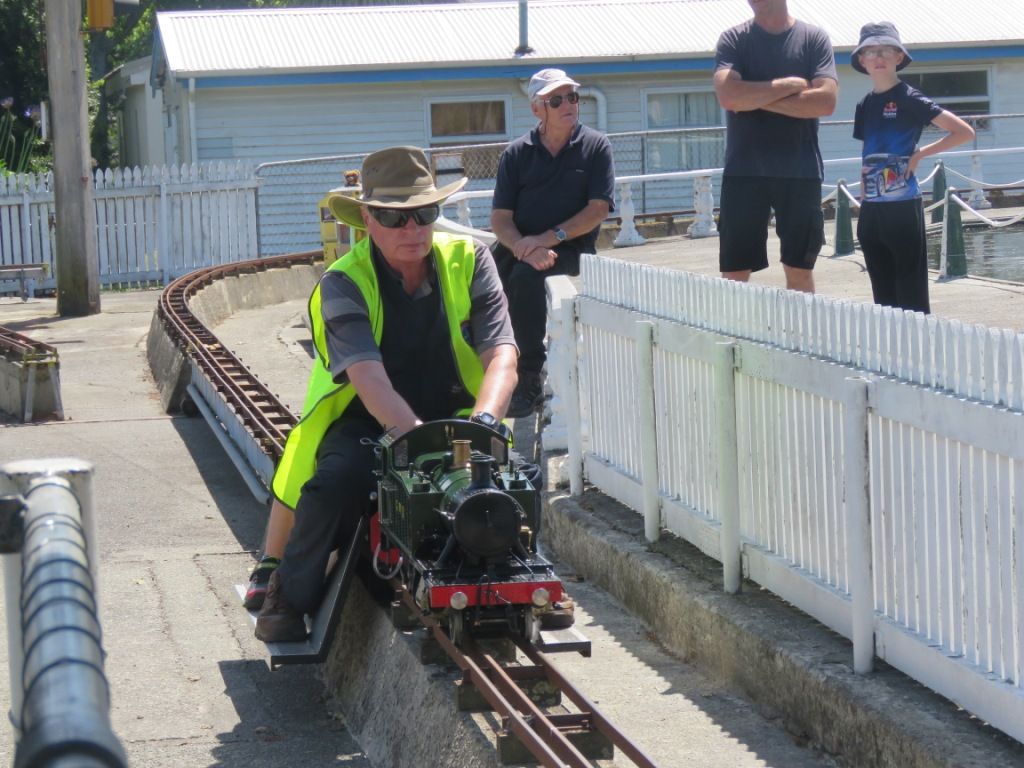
[156, 0, 1024, 78]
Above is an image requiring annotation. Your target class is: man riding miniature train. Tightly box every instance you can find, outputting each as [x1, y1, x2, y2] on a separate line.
[254, 146, 523, 643]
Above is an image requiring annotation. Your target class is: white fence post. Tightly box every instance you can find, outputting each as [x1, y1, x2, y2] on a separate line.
[967, 152, 991, 210]
[635, 321, 660, 542]
[552, 286, 585, 495]
[843, 376, 874, 673]
[688, 174, 719, 239]
[20, 184, 32, 263]
[716, 341, 741, 594]
[158, 173, 170, 284]
[457, 197, 473, 228]
[613, 181, 645, 247]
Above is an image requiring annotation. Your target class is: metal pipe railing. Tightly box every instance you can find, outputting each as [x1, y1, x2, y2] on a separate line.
[0, 459, 126, 768]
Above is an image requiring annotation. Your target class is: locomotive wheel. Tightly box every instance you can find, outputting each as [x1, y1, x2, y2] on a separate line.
[524, 609, 541, 645]
[447, 610, 464, 646]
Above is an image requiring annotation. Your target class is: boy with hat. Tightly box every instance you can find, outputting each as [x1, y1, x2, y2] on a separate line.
[852, 21, 974, 313]
[254, 146, 519, 642]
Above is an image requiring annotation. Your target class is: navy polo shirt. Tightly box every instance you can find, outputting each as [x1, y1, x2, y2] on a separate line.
[492, 123, 615, 259]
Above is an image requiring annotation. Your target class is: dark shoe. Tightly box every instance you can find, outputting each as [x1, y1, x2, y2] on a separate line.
[242, 556, 280, 611]
[507, 375, 544, 419]
[540, 597, 575, 630]
[255, 570, 307, 643]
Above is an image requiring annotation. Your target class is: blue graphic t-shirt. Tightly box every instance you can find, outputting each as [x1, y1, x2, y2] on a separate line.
[853, 81, 943, 203]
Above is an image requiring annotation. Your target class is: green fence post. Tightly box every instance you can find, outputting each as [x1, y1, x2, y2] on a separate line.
[931, 160, 947, 224]
[834, 179, 855, 256]
[945, 185, 967, 278]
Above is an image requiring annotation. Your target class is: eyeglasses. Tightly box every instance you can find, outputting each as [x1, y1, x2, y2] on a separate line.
[861, 46, 900, 59]
[542, 91, 580, 108]
[368, 204, 441, 228]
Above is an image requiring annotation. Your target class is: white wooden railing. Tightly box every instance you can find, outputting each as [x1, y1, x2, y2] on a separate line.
[545, 254, 1024, 744]
[0, 162, 258, 293]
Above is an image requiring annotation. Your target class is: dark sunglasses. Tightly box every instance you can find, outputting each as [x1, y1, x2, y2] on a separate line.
[368, 204, 441, 228]
[542, 91, 580, 108]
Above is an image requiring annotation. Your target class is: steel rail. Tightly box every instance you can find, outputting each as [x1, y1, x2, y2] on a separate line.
[516, 639, 660, 768]
[155, 253, 319, 461]
[0, 325, 58, 362]
[396, 585, 657, 768]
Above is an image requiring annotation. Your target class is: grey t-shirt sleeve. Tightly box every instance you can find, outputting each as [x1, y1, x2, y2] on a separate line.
[810, 26, 838, 82]
[319, 271, 381, 383]
[714, 27, 741, 74]
[469, 241, 517, 355]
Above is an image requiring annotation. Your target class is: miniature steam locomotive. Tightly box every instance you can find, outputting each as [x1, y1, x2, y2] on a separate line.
[369, 419, 565, 645]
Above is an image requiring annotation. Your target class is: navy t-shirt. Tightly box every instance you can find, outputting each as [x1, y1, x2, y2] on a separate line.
[492, 123, 615, 262]
[714, 19, 837, 179]
[854, 81, 943, 203]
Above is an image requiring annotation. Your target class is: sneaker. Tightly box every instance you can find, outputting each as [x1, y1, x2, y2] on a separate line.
[506, 375, 544, 419]
[255, 570, 308, 643]
[242, 556, 280, 611]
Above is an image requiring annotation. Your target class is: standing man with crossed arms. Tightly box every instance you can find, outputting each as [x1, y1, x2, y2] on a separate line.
[713, 0, 838, 293]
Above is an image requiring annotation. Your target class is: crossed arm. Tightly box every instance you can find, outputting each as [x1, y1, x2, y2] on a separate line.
[713, 67, 837, 119]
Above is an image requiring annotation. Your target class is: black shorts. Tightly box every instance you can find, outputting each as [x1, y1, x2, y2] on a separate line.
[718, 176, 825, 273]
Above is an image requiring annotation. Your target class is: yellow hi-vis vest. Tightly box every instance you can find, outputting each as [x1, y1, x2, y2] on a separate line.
[271, 232, 485, 509]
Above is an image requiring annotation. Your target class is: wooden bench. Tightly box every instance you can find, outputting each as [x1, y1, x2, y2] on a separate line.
[0, 263, 49, 301]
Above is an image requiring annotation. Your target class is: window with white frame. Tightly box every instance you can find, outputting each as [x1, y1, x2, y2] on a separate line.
[900, 69, 990, 126]
[644, 90, 724, 171]
[429, 100, 508, 144]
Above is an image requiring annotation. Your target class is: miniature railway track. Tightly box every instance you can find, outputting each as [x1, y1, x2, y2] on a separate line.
[395, 585, 659, 768]
[155, 252, 320, 461]
[0, 325, 58, 363]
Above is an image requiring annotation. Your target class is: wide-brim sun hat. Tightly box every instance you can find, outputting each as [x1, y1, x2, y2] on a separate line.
[851, 21, 913, 74]
[328, 146, 467, 229]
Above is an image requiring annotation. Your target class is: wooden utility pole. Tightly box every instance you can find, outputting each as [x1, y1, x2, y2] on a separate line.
[45, 0, 100, 315]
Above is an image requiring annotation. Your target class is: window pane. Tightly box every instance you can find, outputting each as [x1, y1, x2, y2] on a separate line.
[901, 71, 987, 99]
[430, 101, 506, 139]
[645, 91, 724, 171]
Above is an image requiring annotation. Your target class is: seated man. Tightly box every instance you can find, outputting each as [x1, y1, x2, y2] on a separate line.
[256, 146, 518, 643]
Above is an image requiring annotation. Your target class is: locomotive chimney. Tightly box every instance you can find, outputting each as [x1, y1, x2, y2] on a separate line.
[470, 456, 495, 489]
[515, 0, 534, 55]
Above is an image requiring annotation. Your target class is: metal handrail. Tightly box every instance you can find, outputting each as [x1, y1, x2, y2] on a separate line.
[1, 459, 126, 768]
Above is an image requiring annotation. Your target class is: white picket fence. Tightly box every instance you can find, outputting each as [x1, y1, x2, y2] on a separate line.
[548, 254, 1024, 743]
[0, 162, 258, 292]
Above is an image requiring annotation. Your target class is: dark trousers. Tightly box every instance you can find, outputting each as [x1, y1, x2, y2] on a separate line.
[857, 199, 931, 314]
[277, 418, 378, 613]
[494, 245, 579, 377]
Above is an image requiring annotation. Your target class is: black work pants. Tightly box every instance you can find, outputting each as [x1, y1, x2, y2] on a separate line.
[276, 418, 378, 613]
[856, 199, 931, 314]
[494, 246, 579, 377]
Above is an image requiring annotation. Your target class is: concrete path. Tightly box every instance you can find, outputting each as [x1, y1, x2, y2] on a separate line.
[603, 224, 1024, 332]
[0, 292, 369, 767]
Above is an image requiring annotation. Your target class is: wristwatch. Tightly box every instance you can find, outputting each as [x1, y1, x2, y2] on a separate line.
[470, 412, 499, 429]
[552, 227, 568, 243]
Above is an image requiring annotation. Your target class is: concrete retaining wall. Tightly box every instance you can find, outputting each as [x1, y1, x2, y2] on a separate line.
[146, 264, 321, 414]
[0, 358, 60, 422]
[324, 581, 505, 768]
